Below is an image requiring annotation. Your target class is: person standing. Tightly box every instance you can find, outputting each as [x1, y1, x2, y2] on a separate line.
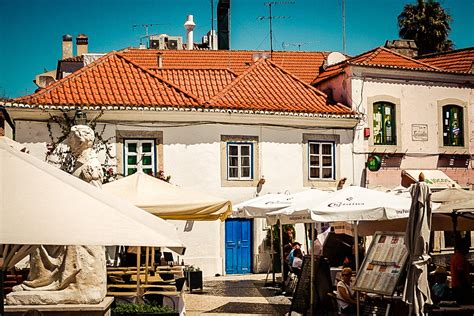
[451, 236, 472, 304]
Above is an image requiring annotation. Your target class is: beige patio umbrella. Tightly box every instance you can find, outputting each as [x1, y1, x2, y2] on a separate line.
[0, 137, 187, 312]
[103, 172, 232, 221]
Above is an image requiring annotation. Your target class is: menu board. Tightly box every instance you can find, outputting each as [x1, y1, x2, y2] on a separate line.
[353, 232, 408, 296]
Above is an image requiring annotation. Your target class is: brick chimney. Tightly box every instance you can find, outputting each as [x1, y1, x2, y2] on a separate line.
[385, 39, 418, 58]
[62, 34, 73, 59]
[76, 34, 89, 56]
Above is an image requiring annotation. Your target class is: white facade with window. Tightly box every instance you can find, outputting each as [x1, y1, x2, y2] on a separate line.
[11, 111, 356, 276]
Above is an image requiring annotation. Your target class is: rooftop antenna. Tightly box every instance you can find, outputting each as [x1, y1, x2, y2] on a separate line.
[258, 1, 294, 58]
[132, 23, 165, 46]
[282, 41, 317, 51]
[342, 0, 346, 54]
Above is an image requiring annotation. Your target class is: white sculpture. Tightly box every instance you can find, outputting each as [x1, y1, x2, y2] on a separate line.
[7, 125, 107, 305]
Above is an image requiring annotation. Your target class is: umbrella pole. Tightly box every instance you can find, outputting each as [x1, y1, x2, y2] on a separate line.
[136, 247, 141, 301]
[279, 221, 284, 285]
[354, 221, 360, 316]
[145, 247, 149, 285]
[270, 225, 275, 284]
[310, 222, 315, 315]
[151, 247, 155, 269]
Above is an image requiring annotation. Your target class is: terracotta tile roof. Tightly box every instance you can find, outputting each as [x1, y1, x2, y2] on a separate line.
[207, 58, 353, 115]
[312, 46, 441, 84]
[14, 52, 201, 108]
[120, 48, 329, 84]
[417, 47, 474, 73]
[153, 68, 237, 100]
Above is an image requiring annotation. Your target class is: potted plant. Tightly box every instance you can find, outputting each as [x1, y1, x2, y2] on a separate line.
[184, 265, 203, 292]
[112, 302, 178, 316]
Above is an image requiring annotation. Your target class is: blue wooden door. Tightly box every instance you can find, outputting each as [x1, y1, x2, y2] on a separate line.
[225, 219, 252, 274]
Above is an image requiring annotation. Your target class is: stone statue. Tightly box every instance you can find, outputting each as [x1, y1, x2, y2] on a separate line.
[7, 125, 107, 305]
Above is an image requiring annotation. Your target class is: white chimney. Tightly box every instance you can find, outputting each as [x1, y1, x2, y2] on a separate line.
[184, 15, 196, 50]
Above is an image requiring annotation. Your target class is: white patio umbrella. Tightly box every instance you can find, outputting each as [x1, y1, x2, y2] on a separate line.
[0, 139, 185, 252]
[232, 193, 291, 218]
[266, 189, 331, 224]
[403, 182, 433, 316]
[431, 187, 474, 203]
[308, 186, 412, 222]
[0, 137, 185, 313]
[358, 186, 474, 236]
[103, 172, 232, 221]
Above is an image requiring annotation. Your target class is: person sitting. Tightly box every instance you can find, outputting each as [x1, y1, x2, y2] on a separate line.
[291, 248, 303, 277]
[337, 267, 357, 315]
[431, 266, 451, 303]
[287, 242, 301, 267]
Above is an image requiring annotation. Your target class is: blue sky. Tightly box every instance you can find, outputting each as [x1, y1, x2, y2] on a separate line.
[0, 0, 472, 98]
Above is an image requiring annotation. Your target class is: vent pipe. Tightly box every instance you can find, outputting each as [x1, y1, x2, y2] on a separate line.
[184, 15, 196, 50]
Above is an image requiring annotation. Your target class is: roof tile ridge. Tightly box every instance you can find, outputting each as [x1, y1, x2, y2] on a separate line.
[14, 52, 118, 103]
[265, 59, 330, 99]
[378, 46, 441, 70]
[416, 46, 474, 59]
[362, 46, 384, 64]
[346, 46, 381, 65]
[206, 58, 266, 105]
[116, 53, 204, 105]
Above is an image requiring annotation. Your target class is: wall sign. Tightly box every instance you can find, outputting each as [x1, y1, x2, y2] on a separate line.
[367, 154, 382, 172]
[412, 124, 428, 141]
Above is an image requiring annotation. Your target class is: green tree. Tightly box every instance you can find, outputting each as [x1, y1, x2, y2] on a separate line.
[398, 0, 454, 55]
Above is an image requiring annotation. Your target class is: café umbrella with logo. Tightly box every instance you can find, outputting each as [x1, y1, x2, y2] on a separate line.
[266, 186, 413, 314]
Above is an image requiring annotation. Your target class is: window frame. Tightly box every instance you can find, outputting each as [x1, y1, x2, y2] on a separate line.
[226, 142, 254, 181]
[308, 141, 336, 180]
[373, 102, 397, 146]
[442, 104, 464, 147]
[123, 139, 157, 176]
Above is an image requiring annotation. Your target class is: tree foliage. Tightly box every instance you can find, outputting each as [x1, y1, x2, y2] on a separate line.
[398, 0, 454, 55]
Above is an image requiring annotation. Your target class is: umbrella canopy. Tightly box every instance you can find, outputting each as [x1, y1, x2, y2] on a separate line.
[103, 172, 232, 221]
[232, 193, 291, 218]
[431, 187, 474, 203]
[358, 187, 474, 236]
[308, 186, 412, 222]
[0, 138, 185, 251]
[403, 182, 433, 315]
[266, 189, 331, 224]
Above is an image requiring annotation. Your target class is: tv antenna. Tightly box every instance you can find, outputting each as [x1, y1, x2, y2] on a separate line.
[132, 23, 166, 46]
[258, 1, 294, 57]
[282, 41, 317, 51]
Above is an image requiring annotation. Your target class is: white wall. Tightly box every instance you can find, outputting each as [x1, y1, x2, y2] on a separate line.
[348, 73, 474, 187]
[13, 116, 356, 276]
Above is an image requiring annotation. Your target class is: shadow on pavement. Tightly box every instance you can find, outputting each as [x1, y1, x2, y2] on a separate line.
[206, 302, 289, 314]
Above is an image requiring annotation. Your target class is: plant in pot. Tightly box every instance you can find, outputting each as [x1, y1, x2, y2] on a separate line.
[184, 265, 203, 292]
[112, 302, 178, 316]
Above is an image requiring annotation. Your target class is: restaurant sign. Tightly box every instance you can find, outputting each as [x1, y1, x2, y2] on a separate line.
[367, 154, 382, 172]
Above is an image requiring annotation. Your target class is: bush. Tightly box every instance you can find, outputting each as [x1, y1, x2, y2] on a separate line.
[113, 302, 175, 315]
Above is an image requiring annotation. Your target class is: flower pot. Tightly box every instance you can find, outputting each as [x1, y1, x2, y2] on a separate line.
[184, 270, 203, 292]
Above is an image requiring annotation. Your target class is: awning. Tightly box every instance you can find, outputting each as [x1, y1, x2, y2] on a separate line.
[402, 169, 460, 190]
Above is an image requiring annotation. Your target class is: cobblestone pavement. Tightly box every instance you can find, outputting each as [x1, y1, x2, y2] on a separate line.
[184, 273, 291, 315]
